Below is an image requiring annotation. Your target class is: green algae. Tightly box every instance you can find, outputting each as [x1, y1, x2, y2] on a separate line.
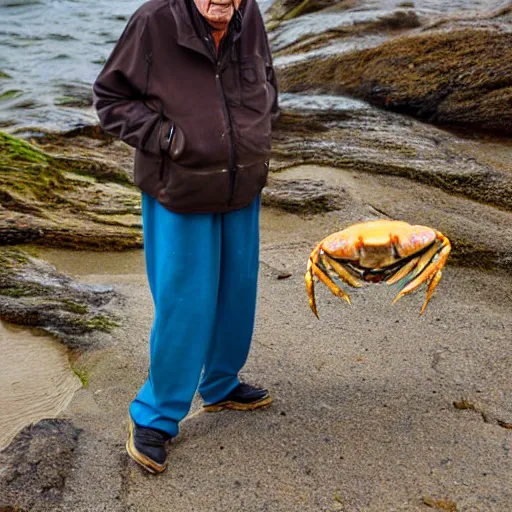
[1, 131, 131, 188]
[0, 90, 23, 101]
[76, 314, 118, 333]
[282, 0, 325, 21]
[62, 300, 88, 315]
[0, 131, 51, 165]
[1, 288, 27, 298]
[0, 247, 120, 344]
[71, 363, 89, 388]
[0, 131, 142, 250]
[0, 247, 29, 268]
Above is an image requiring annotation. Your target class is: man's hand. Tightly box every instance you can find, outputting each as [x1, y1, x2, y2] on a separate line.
[163, 123, 186, 159]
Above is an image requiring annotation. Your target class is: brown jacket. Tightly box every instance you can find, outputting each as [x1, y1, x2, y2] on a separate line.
[93, 0, 278, 213]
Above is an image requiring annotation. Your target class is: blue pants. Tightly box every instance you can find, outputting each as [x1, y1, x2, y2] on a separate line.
[130, 193, 260, 437]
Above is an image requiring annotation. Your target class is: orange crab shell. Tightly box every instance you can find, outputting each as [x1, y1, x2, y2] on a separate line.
[320, 221, 438, 268]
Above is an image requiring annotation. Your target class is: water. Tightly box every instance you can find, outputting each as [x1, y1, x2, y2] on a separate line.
[279, 92, 370, 112]
[0, 320, 81, 450]
[0, 0, 275, 132]
[0, 0, 142, 131]
[1, 0, 508, 132]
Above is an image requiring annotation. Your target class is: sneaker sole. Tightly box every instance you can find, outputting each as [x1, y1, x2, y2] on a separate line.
[126, 419, 168, 474]
[203, 395, 273, 413]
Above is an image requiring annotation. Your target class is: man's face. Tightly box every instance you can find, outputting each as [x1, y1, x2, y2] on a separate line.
[193, 0, 242, 30]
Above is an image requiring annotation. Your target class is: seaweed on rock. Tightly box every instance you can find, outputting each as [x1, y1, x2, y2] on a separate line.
[0, 247, 119, 346]
[277, 29, 512, 134]
[0, 132, 142, 249]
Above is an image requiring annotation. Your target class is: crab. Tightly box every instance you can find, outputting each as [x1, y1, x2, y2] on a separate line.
[305, 220, 451, 318]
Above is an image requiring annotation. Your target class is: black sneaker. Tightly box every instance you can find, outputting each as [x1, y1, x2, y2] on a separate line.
[203, 383, 272, 412]
[126, 418, 170, 474]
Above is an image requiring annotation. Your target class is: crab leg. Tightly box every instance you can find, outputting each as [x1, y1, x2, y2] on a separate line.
[305, 259, 318, 318]
[305, 249, 352, 318]
[321, 253, 364, 288]
[392, 235, 451, 313]
[311, 259, 352, 306]
[394, 242, 441, 290]
[419, 269, 443, 315]
[386, 256, 420, 285]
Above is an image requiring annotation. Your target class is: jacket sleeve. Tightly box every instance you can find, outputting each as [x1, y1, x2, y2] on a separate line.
[262, 26, 280, 127]
[93, 13, 173, 155]
[267, 60, 280, 127]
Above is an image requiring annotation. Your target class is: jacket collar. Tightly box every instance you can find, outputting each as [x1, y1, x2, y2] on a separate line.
[168, 0, 246, 60]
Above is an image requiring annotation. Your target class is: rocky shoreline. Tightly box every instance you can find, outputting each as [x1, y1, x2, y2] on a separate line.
[0, 132, 135, 347]
[1, 0, 512, 510]
[277, 27, 512, 134]
[271, 1, 512, 134]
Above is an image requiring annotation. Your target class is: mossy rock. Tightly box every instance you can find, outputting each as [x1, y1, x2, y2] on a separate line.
[0, 247, 119, 346]
[277, 28, 512, 134]
[0, 132, 142, 250]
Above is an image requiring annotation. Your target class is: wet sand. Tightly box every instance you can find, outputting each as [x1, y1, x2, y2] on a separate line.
[0, 321, 81, 450]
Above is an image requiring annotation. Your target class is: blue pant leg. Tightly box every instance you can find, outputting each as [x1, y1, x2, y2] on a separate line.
[198, 196, 261, 404]
[130, 193, 221, 436]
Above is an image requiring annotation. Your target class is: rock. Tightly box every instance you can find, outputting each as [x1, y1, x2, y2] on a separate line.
[0, 132, 142, 250]
[28, 125, 135, 180]
[270, 7, 420, 56]
[0, 247, 119, 346]
[271, 95, 512, 212]
[277, 27, 512, 134]
[263, 177, 343, 213]
[54, 82, 94, 109]
[0, 420, 80, 512]
[266, 0, 340, 26]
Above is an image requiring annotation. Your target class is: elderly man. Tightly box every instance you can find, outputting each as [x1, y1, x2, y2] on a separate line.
[93, 0, 278, 473]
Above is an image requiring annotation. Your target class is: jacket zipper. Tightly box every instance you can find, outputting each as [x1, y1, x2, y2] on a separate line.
[206, 34, 237, 205]
[141, 51, 155, 152]
[215, 64, 237, 204]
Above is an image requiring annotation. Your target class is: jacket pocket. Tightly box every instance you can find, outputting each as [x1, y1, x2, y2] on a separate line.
[158, 160, 231, 212]
[134, 148, 166, 198]
[165, 123, 186, 160]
